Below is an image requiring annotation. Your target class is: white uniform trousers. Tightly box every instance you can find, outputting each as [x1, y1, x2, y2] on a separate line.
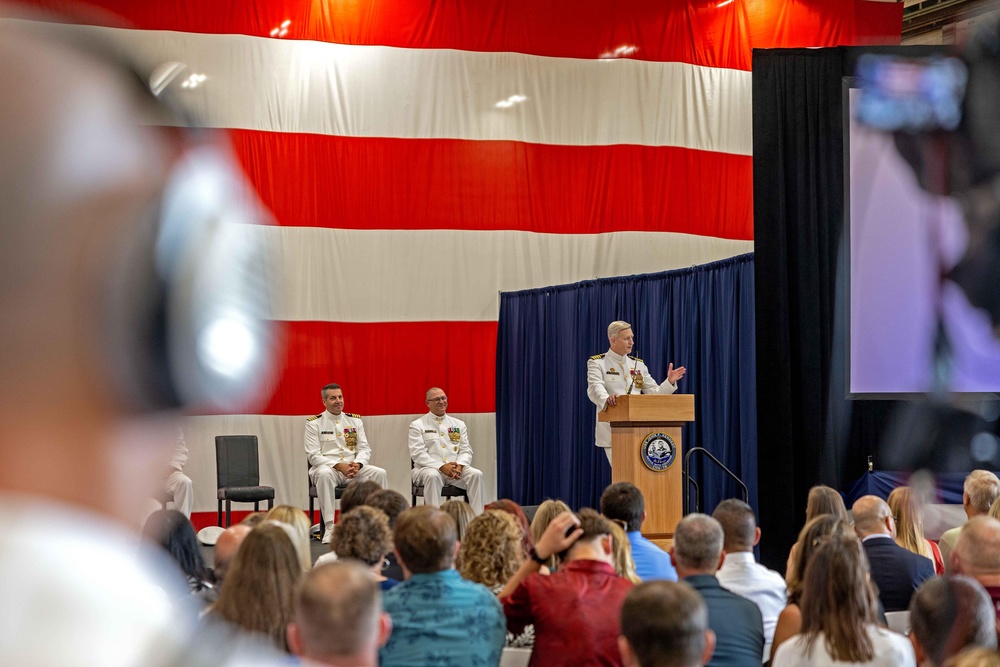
[311, 464, 388, 532]
[141, 470, 194, 526]
[412, 465, 485, 514]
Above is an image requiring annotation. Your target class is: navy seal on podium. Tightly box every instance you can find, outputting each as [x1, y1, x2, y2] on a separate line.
[587, 321, 686, 464]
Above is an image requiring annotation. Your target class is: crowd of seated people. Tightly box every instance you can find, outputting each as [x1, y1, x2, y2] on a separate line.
[136, 471, 1000, 666]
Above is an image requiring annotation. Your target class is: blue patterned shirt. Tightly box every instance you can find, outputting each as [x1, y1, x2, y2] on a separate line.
[380, 569, 506, 667]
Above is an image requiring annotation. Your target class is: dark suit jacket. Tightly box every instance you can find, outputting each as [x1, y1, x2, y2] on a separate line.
[685, 574, 764, 667]
[862, 535, 935, 612]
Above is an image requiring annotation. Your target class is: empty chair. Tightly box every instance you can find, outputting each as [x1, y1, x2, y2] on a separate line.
[215, 435, 274, 527]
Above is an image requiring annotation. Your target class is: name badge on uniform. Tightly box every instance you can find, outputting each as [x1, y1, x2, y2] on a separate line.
[320, 431, 334, 435]
[606, 368, 619, 375]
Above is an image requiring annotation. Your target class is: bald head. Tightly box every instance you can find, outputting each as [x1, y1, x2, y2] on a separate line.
[852, 495, 892, 537]
[953, 517, 1000, 579]
[213, 524, 251, 582]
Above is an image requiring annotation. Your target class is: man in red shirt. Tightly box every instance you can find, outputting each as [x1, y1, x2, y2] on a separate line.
[500, 508, 634, 666]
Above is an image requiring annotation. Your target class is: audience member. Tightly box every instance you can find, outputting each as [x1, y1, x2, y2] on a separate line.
[941, 471, 1000, 564]
[910, 576, 997, 667]
[340, 479, 383, 516]
[141, 509, 215, 604]
[365, 489, 409, 581]
[950, 516, 1000, 617]
[530, 499, 571, 571]
[0, 20, 285, 666]
[379, 506, 505, 666]
[619, 581, 716, 667]
[610, 521, 643, 585]
[853, 495, 934, 612]
[772, 535, 915, 666]
[890, 486, 945, 574]
[671, 514, 763, 667]
[601, 482, 678, 582]
[785, 485, 849, 581]
[711, 499, 786, 660]
[213, 524, 251, 585]
[500, 509, 633, 666]
[945, 648, 1000, 667]
[288, 561, 391, 667]
[266, 505, 313, 571]
[459, 510, 535, 647]
[486, 498, 534, 556]
[771, 515, 856, 661]
[330, 506, 398, 589]
[241, 512, 268, 528]
[208, 523, 303, 651]
[441, 498, 476, 542]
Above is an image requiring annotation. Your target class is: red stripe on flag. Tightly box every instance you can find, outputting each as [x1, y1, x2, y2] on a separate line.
[231, 131, 754, 240]
[216, 320, 499, 417]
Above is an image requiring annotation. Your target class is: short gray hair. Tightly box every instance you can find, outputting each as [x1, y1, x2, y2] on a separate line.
[965, 471, 1000, 515]
[673, 514, 724, 571]
[910, 576, 997, 665]
[607, 321, 632, 340]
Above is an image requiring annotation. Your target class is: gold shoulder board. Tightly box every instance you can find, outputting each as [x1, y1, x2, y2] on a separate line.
[347, 412, 362, 419]
[306, 414, 321, 422]
[590, 353, 606, 360]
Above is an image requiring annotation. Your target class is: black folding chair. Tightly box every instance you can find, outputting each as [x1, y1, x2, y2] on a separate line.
[410, 459, 469, 506]
[215, 435, 275, 527]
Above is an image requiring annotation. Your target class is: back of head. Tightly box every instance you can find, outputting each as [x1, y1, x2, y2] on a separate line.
[340, 479, 383, 516]
[955, 516, 1000, 576]
[945, 648, 1000, 667]
[214, 524, 251, 582]
[966, 471, 1000, 515]
[458, 510, 523, 587]
[366, 489, 409, 529]
[293, 561, 382, 661]
[711, 499, 756, 553]
[887, 486, 929, 556]
[609, 521, 641, 584]
[213, 522, 303, 649]
[806, 486, 849, 523]
[799, 535, 877, 662]
[570, 508, 617, 557]
[851, 495, 891, 536]
[440, 500, 476, 541]
[531, 499, 571, 570]
[601, 482, 645, 533]
[911, 576, 997, 667]
[485, 499, 533, 553]
[788, 515, 855, 602]
[620, 581, 710, 667]
[141, 509, 208, 582]
[394, 506, 457, 574]
[673, 514, 724, 574]
[265, 505, 312, 572]
[331, 506, 392, 567]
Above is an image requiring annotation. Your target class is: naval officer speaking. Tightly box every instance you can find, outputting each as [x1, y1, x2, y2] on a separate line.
[587, 321, 686, 464]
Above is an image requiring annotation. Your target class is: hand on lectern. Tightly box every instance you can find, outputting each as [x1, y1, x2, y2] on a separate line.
[605, 394, 619, 409]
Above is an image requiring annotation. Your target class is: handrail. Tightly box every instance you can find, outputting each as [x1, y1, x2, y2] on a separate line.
[683, 447, 749, 514]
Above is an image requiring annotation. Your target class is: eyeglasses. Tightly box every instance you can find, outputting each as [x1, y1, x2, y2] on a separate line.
[428, 396, 448, 402]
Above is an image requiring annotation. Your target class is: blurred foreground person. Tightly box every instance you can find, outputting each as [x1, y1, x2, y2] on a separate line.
[910, 576, 997, 667]
[0, 14, 279, 666]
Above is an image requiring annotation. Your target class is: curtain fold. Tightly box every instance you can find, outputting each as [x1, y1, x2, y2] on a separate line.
[496, 254, 757, 513]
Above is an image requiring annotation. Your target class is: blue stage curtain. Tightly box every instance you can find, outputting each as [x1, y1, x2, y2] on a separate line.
[496, 253, 757, 514]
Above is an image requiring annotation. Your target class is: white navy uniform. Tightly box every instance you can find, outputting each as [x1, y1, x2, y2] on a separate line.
[305, 410, 388, 538]
[143, 428, 194, 523]
[408, 412, 485, 514]
[587, 349, 677, 462]
[166, 430, 194, 518]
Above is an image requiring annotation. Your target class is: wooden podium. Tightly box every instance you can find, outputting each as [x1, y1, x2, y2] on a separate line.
[598, 394, 695, 545]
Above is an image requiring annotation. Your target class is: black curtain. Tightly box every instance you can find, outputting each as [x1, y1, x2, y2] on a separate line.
[752, 46, 946, 569]
[496, 255, 757, 514]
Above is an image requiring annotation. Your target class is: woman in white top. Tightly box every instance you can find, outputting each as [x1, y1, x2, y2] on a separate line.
[772, 534, 915, 667]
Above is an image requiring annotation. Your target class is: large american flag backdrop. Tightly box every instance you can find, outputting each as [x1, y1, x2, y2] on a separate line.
[18, 0, 901, 526]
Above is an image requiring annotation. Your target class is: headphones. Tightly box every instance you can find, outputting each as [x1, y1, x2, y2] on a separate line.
[14, 19, 278, 413]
